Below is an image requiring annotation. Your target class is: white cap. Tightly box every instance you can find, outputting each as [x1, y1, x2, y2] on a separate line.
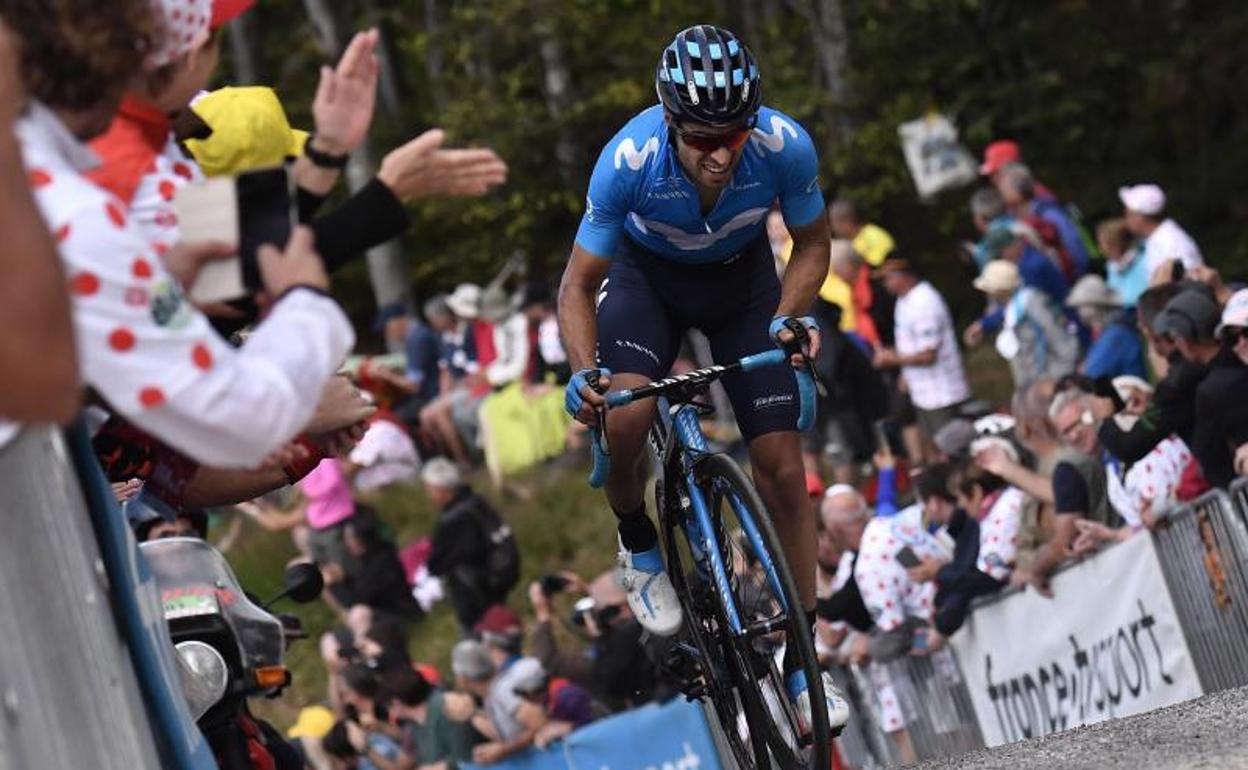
[1066, 274, 1123, 308]
[1118, 184, 1166, 216]
[1216, 288, 1248, 339]
[446, 283, 482, 319]
[420, 457, 461, 488]
[973, 260, 1021, 294]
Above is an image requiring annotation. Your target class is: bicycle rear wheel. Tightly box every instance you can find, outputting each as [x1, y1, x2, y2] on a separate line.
[692, 453, 832, 770]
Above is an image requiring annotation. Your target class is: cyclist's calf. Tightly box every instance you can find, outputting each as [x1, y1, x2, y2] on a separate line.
[602, 372, 658, 514]
[747, 431, 818, 608]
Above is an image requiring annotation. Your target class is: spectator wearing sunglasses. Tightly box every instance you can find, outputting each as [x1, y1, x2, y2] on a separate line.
[1190, 290, 1248, 487]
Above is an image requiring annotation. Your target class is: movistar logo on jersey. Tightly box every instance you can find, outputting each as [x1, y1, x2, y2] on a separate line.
[615, 137, 661, 171]
[750, 115, 798, 155]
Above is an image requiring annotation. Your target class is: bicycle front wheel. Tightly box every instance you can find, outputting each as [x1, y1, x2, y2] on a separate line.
[693, 453, 832, 770]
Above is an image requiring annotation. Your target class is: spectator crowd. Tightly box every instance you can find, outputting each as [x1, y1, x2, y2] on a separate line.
[3, 2, 1248, 769]
[789, 138, 1248, 763]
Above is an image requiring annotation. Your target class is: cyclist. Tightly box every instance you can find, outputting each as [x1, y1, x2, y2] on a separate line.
[558, 24, 849, 733]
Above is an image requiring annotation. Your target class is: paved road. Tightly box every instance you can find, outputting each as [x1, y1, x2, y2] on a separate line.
[912, 687, 1248, 770]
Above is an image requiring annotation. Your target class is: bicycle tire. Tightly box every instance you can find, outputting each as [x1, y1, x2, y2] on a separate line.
[692, 453, 832, 770]
[659, 475, 771, 770]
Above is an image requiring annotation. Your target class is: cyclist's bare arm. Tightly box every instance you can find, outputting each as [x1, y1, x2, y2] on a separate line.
[558, 244, 612, 421]
[776, 214, 831, 359]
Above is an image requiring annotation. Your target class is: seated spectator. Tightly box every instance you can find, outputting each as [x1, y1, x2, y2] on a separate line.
[376, 667, 482, 770]
[1119, 183, 1203, 279]
[252, 457, 358, 569]
[323, 511, 423, 625]
[1066, 275, 1147, 380]
[422, 459, 513, 632]
[374, 298, 448, 433]
[1190, 289, 1248, 488]
[527, 570, 657, 712]
[343, 409, 420, 494]
[449, 639, 543, 764]
[997, 163, 1088, 279]
[969, 260, 1079, 390]
[517, 283, 570, 384]
[1098, 218, 1148, 308]
[337, 665, 408, 770]
[422, 284, 493, 466]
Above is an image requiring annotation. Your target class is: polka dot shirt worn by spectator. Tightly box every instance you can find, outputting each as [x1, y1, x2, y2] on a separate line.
[975, 486, 1024, 582]
[1107, 436, 1193, 528]
[854, 504, 944, 632]
[18, 102, 354, 469]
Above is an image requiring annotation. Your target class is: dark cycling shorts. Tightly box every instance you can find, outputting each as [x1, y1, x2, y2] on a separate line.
[596, 234, 798, 442]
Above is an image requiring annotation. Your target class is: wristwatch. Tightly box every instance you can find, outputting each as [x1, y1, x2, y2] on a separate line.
[304, 134, 350, 169]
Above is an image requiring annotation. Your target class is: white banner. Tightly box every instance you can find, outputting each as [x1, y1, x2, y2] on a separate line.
[896, 113, 977, 198]
[950, 532, 1203, 746]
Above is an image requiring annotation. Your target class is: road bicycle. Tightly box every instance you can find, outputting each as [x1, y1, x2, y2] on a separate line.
[586, 333, 832, 770]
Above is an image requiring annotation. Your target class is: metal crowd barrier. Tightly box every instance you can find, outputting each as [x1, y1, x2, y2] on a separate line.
[1151, 489, 1248, 692]
[0, 428, 162, 769]
[832, 648, 984, 769]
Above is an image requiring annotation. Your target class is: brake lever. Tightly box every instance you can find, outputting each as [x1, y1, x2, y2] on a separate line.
[781, 317, 829, 398]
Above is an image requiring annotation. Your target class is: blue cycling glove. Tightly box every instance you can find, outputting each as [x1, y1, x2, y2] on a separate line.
[769, 315, 819, 346]
[565, 367, 611, 418]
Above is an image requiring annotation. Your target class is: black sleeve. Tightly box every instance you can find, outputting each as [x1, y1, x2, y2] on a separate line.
[1097, 401, 1168, 464]
[1190, 384, 1233, 488]
[310, 177, 411, 274]
[296, 186, 330, 222]
[935, 519, 981, 591]
[1052, 462, 1090, 515]
[426, 511, 482, 577]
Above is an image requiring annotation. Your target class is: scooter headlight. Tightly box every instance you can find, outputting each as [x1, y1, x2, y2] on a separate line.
[175, 640, 229, 721]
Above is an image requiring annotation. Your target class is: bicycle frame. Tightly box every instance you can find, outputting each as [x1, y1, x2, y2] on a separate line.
[650, 394, 791, 638]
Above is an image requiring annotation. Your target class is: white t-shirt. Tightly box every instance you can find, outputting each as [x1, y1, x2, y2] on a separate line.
[1143, 218, 1202, 277]
[349, 419, 419, 493]
[1107, 436, 1192, 528]
[893, 281, 970, 410]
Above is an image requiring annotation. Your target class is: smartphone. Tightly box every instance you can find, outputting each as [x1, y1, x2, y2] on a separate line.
[895, 545, 921, 569]
[539, 574, 570, 596]
[235, 166, 296, 291]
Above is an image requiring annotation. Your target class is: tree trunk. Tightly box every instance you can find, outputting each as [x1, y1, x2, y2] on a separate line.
[227, 13, 261, 84]
[791, 0, 854, 142]
[302, 0, 410, 310]
[531, 0, 582, 189]
[422, 0, 446, 110]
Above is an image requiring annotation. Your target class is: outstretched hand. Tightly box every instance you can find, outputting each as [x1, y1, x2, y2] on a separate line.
[311, 28, 380, 156]
[377, 129, 508, 202]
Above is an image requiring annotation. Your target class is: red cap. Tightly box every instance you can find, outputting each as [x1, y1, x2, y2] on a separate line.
[474, 604, 522, 635]
[805, 471, 825, 499]
[211, 0, 255, 28]
[979, 140, 1021, 176]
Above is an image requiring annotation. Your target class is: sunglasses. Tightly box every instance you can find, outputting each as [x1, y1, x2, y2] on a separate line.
[1226, 327, 1248, 344]
[673, 124, 754, 154]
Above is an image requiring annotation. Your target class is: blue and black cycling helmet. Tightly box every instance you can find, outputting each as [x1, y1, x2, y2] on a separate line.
[656, 25, 761, 128]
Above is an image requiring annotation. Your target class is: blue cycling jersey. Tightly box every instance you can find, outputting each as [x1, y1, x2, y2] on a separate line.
[574, 104, 824, 264]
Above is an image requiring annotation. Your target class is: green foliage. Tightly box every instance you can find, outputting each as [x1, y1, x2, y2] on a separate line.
[222, 0, 1248, 327]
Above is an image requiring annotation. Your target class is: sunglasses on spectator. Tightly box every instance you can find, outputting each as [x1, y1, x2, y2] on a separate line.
[1225, 326, 1248, 344]
[673, 123, 754, 154]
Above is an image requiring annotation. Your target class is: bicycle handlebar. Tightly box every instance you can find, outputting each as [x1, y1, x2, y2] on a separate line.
[586, 348, 816, 488]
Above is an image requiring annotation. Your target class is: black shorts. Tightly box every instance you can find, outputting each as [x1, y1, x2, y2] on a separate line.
[596, 234, 798, 442]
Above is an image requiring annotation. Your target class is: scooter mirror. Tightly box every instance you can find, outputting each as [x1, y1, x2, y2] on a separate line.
[280, 562, 324, 604]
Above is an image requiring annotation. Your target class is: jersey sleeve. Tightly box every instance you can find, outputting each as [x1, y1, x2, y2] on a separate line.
[775, 118, 825, 229]
[58, 194, 354, 468]
[573, 136, 632, 259]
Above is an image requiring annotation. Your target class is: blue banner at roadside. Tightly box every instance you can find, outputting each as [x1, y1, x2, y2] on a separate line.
[465, 698, 722, 770]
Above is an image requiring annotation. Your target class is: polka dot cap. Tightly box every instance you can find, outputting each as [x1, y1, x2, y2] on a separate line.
[148, 0, 212, 68]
